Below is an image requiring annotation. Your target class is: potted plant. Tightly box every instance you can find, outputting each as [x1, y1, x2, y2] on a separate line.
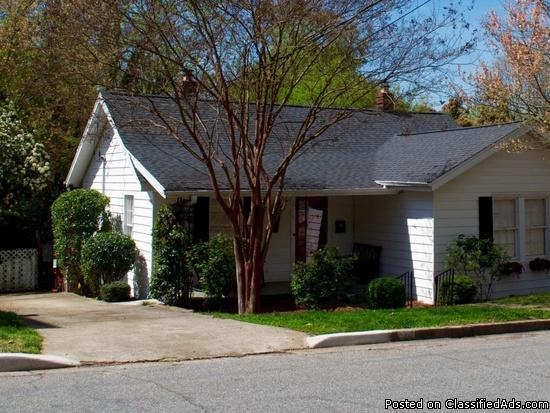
[529, 258, 550, 274]
[498, 261, 523, 277]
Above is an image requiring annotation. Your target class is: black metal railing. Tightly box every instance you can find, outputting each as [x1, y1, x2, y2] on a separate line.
[399, 270, 414, 307]
[352, 243, 382, 283]
[434, 268, 455, 305]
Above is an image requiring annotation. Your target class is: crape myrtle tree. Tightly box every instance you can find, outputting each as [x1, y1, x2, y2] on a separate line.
[55, 0, 473, 313]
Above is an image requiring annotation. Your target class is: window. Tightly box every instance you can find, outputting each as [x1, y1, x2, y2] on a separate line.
[525, 199, 547, 256]
[493, 199, 517, 257]
[124, 195, 134, 235]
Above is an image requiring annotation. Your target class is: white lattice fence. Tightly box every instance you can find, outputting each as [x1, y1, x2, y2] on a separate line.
[0, 249, 38, 292]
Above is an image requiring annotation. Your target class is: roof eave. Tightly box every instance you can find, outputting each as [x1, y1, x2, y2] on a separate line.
[430, 123, 532, 191]
[165, 187, 399, 198]
[65, 97, 103, 187]
[100, 93, 168, 198]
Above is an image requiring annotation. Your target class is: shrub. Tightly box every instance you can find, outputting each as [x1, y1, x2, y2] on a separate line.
[150, 204, 194, 306]
[81, 232, 136, 294]
[100, 281, 131, 302]
[438, 274, 478, 305]
[291, 246, 356, 310]
[187, 234, 235, 304]
[445, 235, 507, 301]
[51, 189, 109, 293]
[366, 277, 406, 309]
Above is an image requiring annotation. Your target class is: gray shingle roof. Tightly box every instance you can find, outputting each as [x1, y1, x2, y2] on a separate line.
[374, 122, 524, 184]
[100, 91, 521, 192]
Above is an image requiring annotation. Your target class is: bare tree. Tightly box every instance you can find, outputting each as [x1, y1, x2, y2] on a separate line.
[55, 0, 473, 313]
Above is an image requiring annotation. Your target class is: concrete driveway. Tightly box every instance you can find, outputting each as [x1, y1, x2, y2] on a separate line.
[0, 293, 306, 364]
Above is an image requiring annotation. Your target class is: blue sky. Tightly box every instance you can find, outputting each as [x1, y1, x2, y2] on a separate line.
[456, 0, 504, 67]
[419, 0, 506, 106]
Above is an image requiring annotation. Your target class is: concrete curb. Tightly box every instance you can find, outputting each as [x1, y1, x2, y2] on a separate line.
[0, 353, 80, 372]
[306, 319, 550, 348]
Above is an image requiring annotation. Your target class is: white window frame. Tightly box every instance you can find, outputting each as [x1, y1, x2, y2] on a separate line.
[523, 197, 548, 258]
[493, 195, 550, 262]
[493, 198, 519, 259]
[124, 195, 134, 236]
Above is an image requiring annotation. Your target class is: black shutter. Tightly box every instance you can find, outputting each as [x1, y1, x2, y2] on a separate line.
[479, 197, 493, 240]
[243, 197, 251, 221]
[193, 197, 210, 242]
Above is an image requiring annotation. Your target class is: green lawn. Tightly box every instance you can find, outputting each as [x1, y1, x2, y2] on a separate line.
[0, 311, 42, 353]
[211, 305, 550, 335]
[492, 292, 550, 307]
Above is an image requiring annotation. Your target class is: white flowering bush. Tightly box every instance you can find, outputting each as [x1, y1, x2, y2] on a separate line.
[0, 102, 50, 212]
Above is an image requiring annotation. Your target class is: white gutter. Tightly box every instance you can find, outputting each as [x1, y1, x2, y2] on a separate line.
[374, 180, 430, 189]
[165, 187, 399, 198]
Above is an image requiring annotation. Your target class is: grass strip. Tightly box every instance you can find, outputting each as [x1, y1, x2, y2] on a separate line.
[0, 311, 42, 353]
[211, 305, 550, 335]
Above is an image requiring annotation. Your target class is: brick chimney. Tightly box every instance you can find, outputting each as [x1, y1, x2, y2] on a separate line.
[375, 86, 394, 112]
[177, 69, 198, 102]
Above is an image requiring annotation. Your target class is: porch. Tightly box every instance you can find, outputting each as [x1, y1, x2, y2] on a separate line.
[168, 191, 436, 303]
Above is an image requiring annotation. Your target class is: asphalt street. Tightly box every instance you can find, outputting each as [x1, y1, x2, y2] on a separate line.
[2, 332, 550, 412]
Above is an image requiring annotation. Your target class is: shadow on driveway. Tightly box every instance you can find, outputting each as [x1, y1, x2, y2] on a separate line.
[0, 293, 306, 363]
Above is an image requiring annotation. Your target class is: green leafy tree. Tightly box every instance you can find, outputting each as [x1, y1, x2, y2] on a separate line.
[51, 189, 109, 294]
[150, 203, 194, 306]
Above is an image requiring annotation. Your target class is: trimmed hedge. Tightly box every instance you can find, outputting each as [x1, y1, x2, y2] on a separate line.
[366, 277, 406, 309]
[81, 232, 136, 294]
[100, 281, 131, 302]
[51, 189, 109, 293]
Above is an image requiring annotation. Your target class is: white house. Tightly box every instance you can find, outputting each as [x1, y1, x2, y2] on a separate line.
[66, 90, 550, 302]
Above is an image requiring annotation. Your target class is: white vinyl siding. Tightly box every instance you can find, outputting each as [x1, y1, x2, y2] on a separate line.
[327, 197, 355, 255]
[354, 192, 434, 302]
[434, 149, 550, 298]
[82, 125, 155, 298]
[264, 200, 293, 282]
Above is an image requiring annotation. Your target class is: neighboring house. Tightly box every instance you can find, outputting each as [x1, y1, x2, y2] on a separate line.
[66, 89, 550, 302]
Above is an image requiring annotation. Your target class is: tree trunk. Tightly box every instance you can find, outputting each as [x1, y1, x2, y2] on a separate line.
[234, 241, 247, 314]
[233, 227, 266, 314]
[245, 254, 264, 313]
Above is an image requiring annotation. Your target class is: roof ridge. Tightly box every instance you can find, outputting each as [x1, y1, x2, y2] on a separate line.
[398, 121, 522, 136]
[101, 89, 450, 115]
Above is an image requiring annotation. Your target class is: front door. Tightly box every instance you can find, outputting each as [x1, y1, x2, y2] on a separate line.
[295, 197, 328, 263]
